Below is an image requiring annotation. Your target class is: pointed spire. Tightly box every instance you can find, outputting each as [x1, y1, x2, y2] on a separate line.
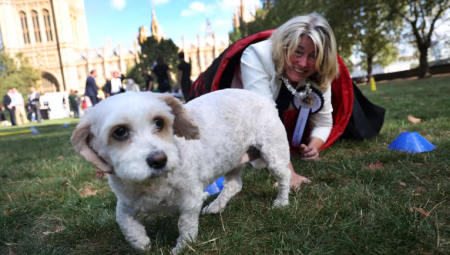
[240, 0, 245, 22]
[151, 5, 163, 42]
[205, 17, 214, 39]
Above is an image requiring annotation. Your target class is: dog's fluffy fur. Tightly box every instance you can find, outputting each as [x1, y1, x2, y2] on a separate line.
[71, 89, 291, 253]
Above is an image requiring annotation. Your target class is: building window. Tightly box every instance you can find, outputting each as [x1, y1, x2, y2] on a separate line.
[43, 9, 53, 42]
[31, 10, 42, 43]
[19, 11, 30, 44]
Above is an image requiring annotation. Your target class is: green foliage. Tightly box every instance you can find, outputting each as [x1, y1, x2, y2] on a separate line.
[228, 28, 243, 44]
[388, 0, 450, 77]
[360, 43, 399, 71]
[350, 0, 402, 79]
[125, 64, 145, 90]
[138, 36, 179, 83]
[0, 52, 40, 98]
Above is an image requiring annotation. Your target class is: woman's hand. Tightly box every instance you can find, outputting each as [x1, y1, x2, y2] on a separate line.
[300, 144, 319, 161]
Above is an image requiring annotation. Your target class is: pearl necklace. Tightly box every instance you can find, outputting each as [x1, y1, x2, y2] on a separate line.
[279, 75, 312, 100]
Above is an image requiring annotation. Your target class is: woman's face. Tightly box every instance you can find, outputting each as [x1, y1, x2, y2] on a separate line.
[284, 35, 317, 83]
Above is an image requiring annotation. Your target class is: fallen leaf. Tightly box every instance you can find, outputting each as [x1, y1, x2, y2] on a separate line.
[446, 131, 450, 134]
[411, 193, 421, 196]
[420, 103, 425, 106]
[399, 182, 407, 187]
[4, 210, 12, 216]
[54, 226, 65, 233]
[369, 160, 384, 170]
[416, 187, 426, 192]
[42, 226, 65, 235]
[414, 163, 425, 166]
[407, 115, 422, 124]
[9, 249, 15, 255]
[57, 156, 64, 161]
[409, 207, 429, 217]
[90, 242, 103, 247]
[80, 187, 98, 197]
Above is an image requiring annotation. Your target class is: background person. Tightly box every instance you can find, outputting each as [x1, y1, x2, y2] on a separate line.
[105, 71, 125, 97]
[177, 52, 192, 102]
[85, 69, 100, 106]
[152, 56, 172, 93]
[13, 88, 28, 125]
[3, 88, 17, 126]
[28, 86, 42, 123]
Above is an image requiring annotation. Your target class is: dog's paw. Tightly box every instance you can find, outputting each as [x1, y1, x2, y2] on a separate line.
[130, 236, 151, 251]
[171, 246, 184, 254]
[272, 199, 289, 209]
[201, 200, 224, 214]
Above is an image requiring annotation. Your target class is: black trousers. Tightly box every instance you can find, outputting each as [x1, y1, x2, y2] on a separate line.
[89, 96, 99, 106]
[32, 104, 42, 123]
[7, 107, 16, 126]
[71, 105, 80, 118]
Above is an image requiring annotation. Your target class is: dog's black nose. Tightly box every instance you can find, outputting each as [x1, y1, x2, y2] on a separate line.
[146, 151, 167, 169]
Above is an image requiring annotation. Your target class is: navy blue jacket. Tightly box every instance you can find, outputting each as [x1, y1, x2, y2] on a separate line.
[85, 76, 99, 98]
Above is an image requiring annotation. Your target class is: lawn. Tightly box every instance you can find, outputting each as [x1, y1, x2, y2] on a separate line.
[1, 76, 449, 255]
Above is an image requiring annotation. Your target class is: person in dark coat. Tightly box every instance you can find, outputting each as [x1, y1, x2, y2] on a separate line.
[152, 56, 172, 93]
[28, 86, 42, 123]
[3, 88, 16, 125]
[143, 69, 155, 92]
[177, 52, 192, 102]
[105, 71, 125, 97]
[85, 69, 100, 106]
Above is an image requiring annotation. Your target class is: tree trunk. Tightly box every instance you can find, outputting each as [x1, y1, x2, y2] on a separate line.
[418, 45, 429, 78]
[367, 55, 373, 85]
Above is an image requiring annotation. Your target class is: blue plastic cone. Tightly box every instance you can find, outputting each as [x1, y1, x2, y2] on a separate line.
[31, 130, 39, 134]
[388, 131, 436, 153]
[30, 127, 36, 130]
[63, 124, 69, 127]
[205, 177, 225, 195]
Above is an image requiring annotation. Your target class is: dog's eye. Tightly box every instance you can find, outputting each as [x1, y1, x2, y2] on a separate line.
[113, 127, 129, 140]
[154, 118, 164, 130]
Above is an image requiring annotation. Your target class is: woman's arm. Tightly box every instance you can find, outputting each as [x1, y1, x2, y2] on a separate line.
[308, 84, 333, 143]
[240, 46, 275, 103]
[300, 84, 333, 161]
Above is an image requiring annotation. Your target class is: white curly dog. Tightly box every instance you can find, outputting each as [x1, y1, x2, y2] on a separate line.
[71, 89, 291, 254]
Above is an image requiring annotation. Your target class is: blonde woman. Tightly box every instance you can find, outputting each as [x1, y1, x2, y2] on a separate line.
[232, 14, 339, 189]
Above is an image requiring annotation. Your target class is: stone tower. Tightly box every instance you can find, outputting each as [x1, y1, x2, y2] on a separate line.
[151, 6, 163, 42]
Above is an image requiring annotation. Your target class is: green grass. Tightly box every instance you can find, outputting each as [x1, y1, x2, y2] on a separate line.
[1, 76, 450, 254]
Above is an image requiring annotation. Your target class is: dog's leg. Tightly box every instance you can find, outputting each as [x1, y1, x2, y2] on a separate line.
[116, 201, 150, 251]
[262, 151, 291, 208]
[202, 165, 243, 214]
[172, 193, 206, 254]
[258, 126, 291, 208]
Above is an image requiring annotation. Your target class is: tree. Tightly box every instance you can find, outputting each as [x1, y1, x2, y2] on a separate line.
[352, 0, 402, 83]
[0, 52, 40, 97]
[390, 0, 450, 78]
[126, 64, 145, 90]
[229, 28, 243, 44]
[138, 36, 179, 87]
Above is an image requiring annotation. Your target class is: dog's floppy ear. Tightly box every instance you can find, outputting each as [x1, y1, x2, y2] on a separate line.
[71, 117, 114, 174]
[157, 94, 200, 140]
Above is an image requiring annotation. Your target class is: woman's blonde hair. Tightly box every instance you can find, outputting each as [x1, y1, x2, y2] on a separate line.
[270, 13, 339, 90]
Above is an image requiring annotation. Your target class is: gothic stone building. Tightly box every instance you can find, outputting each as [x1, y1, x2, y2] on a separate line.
[0, 0, 138, 93]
